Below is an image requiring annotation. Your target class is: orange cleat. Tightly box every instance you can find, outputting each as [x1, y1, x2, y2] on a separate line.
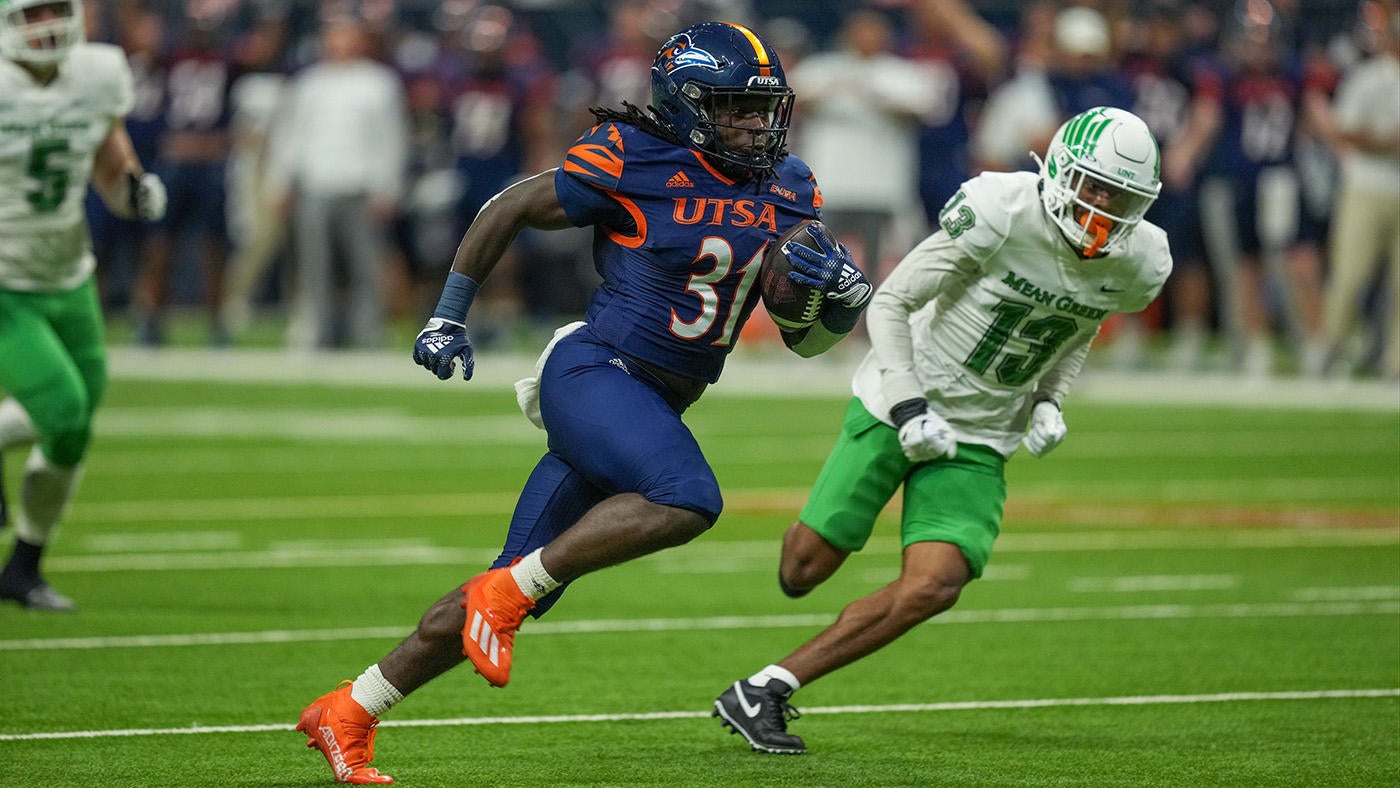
[460, 563, 536, 687]
[297, 681, 393, 784]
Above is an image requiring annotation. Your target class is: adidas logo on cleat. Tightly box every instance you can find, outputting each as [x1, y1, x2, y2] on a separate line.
[468, 611, 501, 666]
[319, 725, 354, 782]
[666, 171, 694, 188]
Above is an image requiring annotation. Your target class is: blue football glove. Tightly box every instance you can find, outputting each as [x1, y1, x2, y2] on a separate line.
[784, 224, 872, 332]
[413, 318, 474, 381]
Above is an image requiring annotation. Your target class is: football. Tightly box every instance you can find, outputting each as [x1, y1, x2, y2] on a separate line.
[760, 219, 827, 331]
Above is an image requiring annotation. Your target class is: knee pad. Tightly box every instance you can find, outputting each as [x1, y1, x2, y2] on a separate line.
[27, 386, 91, 467]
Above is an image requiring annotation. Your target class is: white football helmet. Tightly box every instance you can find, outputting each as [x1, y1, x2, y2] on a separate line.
[1034, 106, 1161, 256]
[0, 0, 84, 66]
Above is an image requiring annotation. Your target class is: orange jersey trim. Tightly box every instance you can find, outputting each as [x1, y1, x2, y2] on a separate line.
[603, 189, 647, 248]
[690, 150, 736, 185]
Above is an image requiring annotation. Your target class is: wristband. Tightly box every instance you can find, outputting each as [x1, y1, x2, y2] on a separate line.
[820, 301, 863, 334]
[888, 398, 928, 428]
[433, 271, 479, 323]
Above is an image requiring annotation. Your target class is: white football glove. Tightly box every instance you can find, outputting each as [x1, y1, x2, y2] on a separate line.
[1022, 400, 1067, 458]
[897, 411, 958, 463]
[129, 172, 167, 222]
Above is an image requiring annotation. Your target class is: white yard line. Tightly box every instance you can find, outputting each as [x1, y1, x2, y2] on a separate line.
[81, 531, 244, 553]
[1, 689, 1395, 742]
[1067, 575, 1239, 593]
[106, 347, 1400, 411]
[59, 488, 1400, 526]
[1294, 586, 1400, 601]
[42, 528, 1398, 574]
[3, 600, 1396, 652]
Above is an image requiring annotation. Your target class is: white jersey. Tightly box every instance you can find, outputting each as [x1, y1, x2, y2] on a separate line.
[0, 44, 134, 292]
[854, 171, 1172, 457]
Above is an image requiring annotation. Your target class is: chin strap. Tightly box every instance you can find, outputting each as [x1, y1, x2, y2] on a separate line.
[1079, 213, 1113, 257]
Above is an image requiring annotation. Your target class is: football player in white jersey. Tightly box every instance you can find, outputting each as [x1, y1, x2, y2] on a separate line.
[0, 0, 166, 610]
[714, 106, 1171, 754]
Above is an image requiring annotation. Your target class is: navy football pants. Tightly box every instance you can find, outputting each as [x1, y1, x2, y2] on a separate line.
[490, 327, 723, 615]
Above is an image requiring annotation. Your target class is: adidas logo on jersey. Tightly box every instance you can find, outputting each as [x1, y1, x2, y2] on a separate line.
[666, 171, 694, 188]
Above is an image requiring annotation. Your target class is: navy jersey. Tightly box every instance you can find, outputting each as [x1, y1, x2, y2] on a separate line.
[163, 49, 237, 135]
[1199, 58, 1301, 177]
[906, 43, 984, 221]
[125, 53, 167, 167]
[1049, 71, 1136, 119]
[554, 121, 822, 383]
[1124, 54, 1197, 151]
[449, 53, 555, 218]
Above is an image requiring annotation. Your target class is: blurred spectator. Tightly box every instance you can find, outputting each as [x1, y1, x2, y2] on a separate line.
[788, 6, 938, 281]
[269, 16, 409, 350]
[1121, 0, 1216, 369]
[568, 0, 665, 126]
[972, 2, 1071, 173]
[88, 7, 167, 312]
[1048, 5, 1134, 118]
[131, 21, 235, 346]
[221, 20, 290, 339]
[442, 6, 557, 345]
[1194, 0, 1328, 377]
[1321, 1, 1400, 378]
[905, 0, 1007, 223]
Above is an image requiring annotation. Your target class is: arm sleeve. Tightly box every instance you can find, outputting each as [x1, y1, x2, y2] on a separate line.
[1031, 328, 1097, 406]
[867, 230, 981, 408]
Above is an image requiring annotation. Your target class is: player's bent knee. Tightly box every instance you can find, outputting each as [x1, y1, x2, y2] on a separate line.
[779, 522, 847, 594]
[652, 503, 712, 547]
[895, 579, 964, 623]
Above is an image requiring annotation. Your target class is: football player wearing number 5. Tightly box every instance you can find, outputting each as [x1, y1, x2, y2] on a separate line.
[714, 106, 1171, 754]
[0, 0, 166, 611]
[296, 21, 870, 784]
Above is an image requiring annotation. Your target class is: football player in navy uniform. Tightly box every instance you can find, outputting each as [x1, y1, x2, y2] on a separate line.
[1192, 1, 1328, 375]
[295, 22, 871, 784]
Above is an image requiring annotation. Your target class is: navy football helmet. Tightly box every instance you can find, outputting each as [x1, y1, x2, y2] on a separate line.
[650, 21, 794, 176]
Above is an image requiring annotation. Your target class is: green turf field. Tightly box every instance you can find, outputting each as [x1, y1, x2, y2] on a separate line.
[2, 363, 1397, 787]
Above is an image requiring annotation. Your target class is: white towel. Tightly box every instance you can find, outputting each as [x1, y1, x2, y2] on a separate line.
[514, 321, 587, 429]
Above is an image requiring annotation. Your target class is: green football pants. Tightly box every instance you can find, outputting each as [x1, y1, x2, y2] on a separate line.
[0, 278, 106, 466]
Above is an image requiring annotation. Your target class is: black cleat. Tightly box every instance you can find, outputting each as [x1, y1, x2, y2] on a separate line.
[713, 678, 806, 754]
[0, 582, 76, 612]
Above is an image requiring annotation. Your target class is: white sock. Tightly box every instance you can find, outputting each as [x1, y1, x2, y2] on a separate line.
[509, 548, 560, 601]
[15, 449, 80, 546]
[0, 398, 36, 449]
[349, 664, 403, 717]
[747, 664, 801, 694]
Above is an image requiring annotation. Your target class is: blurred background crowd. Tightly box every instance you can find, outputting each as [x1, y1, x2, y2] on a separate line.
[79, 0, 1399, 379]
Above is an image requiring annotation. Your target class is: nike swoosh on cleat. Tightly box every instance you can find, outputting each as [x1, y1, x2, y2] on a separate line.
[733, 682, 763, 718]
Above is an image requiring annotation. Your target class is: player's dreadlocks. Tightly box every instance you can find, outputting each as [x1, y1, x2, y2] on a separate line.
[589, 102, 682, 147]
[588, 100, 779, 190]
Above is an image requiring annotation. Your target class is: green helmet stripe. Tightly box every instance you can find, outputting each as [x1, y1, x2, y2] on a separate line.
[1067, 109, 1098, 151]
[1085, 118, 1111, 148]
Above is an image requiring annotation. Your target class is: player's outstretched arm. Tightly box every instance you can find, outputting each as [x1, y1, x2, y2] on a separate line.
[413, 170, 574, 381]
[91, 120, 165, 222]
